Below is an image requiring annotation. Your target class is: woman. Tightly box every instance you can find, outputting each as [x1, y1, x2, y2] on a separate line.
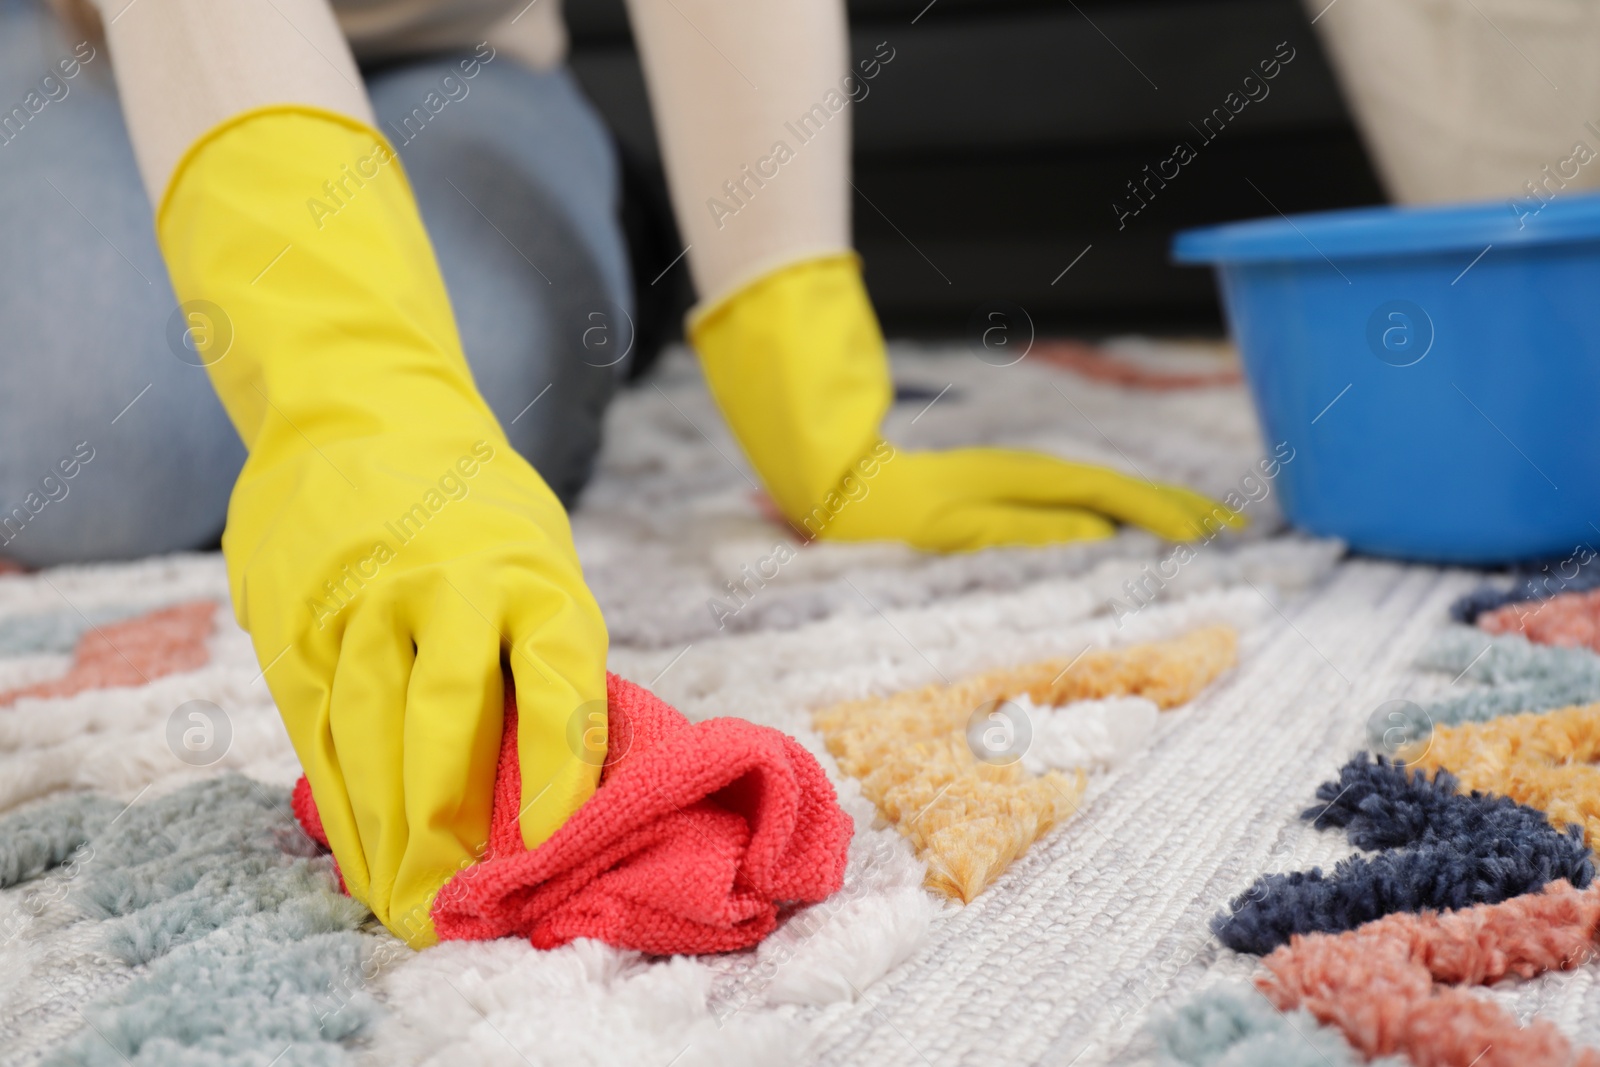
[2, 0, 1230, 947]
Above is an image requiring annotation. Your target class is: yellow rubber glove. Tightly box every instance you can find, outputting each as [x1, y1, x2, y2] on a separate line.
[690, 255, 1241, 552]
[157, 107, 608, 947]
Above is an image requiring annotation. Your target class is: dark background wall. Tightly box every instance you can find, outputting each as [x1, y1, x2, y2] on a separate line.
[565, 0, 1385, 356]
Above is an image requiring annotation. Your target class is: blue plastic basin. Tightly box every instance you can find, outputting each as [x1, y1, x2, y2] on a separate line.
[1174, 193, 1600, 564]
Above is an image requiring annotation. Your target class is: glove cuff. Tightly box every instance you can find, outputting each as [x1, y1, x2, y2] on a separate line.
[688, 253, 893, 522]
[686, 250, 859, 337]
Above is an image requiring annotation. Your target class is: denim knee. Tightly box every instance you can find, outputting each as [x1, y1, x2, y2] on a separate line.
[0, 2, 242, 567]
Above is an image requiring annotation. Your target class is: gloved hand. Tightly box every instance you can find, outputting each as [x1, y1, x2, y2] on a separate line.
[157, 106, 608, 947]
[690, 255, 1240, 551]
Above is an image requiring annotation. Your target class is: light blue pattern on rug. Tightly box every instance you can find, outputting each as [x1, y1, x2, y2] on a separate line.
[1149, 986, 1404, 1066]
[1366, 627, 1600, 748]
[3, 777, 379, 1066]
[0, 607, 143, 658]
[0, 792, 120, 887]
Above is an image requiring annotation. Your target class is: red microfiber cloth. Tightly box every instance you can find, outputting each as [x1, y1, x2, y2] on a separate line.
[291, 672, 853, 954]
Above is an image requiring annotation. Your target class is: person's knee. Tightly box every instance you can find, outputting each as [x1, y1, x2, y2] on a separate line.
[0, 402, 241, 569]
[0, 5, 242, 567]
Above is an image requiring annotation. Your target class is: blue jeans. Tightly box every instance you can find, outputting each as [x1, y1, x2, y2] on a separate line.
[0, 1, 631, 568]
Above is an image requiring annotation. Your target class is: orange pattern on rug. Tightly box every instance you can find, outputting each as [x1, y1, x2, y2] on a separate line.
[1258, 881, 1600, 1067]
[814, 625, 1236, 901]
[0, 600, 217, 707]
[1033, 339, 1242, 390]
[1403, 702, 1600, 848]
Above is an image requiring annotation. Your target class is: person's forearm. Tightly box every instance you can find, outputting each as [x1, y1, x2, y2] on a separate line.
[86, 0, 373, 202]
[624, 0, 851, 308]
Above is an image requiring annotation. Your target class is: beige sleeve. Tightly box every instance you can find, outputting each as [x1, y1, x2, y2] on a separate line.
[485, 0, 567, 72]
[88, 0, 850, 301]
[334, 0, 565, 66]
[86, 0, 373, 203]
[624, 0, 853, 308]
[1308, 0, 1600, 203]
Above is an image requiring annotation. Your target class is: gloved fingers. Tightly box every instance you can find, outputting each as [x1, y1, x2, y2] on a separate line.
[1100, 483, 1243, 542]
[879, 448, 1060, 500]
[907, 447, 1167, 505]
[501, 567, 608, 852]
[943, 448, 1240, 541]
[1160, 483, 1249, 533]
[325, 593, 415, 925]
[388, 580, 508, 941]
[916, 501, 1116, 552]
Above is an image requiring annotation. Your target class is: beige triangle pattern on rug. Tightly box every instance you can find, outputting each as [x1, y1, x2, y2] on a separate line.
[814, 624, 1238, 901]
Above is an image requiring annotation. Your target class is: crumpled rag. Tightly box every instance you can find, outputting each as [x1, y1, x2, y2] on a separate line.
[292, 672, 853, 954]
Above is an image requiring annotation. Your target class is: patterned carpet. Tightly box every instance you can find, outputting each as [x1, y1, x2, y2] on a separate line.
[3, 339, 1579, 1066]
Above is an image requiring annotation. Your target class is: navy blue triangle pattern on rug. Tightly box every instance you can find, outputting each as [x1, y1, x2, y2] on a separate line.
[1211, 753, 1593, 955]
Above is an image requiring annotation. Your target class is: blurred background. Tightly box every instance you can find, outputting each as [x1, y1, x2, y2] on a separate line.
[569, 0, 1385, 365]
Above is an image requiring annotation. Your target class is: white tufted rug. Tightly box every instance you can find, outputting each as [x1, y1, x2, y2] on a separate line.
[2, 340, 1548, 1067]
